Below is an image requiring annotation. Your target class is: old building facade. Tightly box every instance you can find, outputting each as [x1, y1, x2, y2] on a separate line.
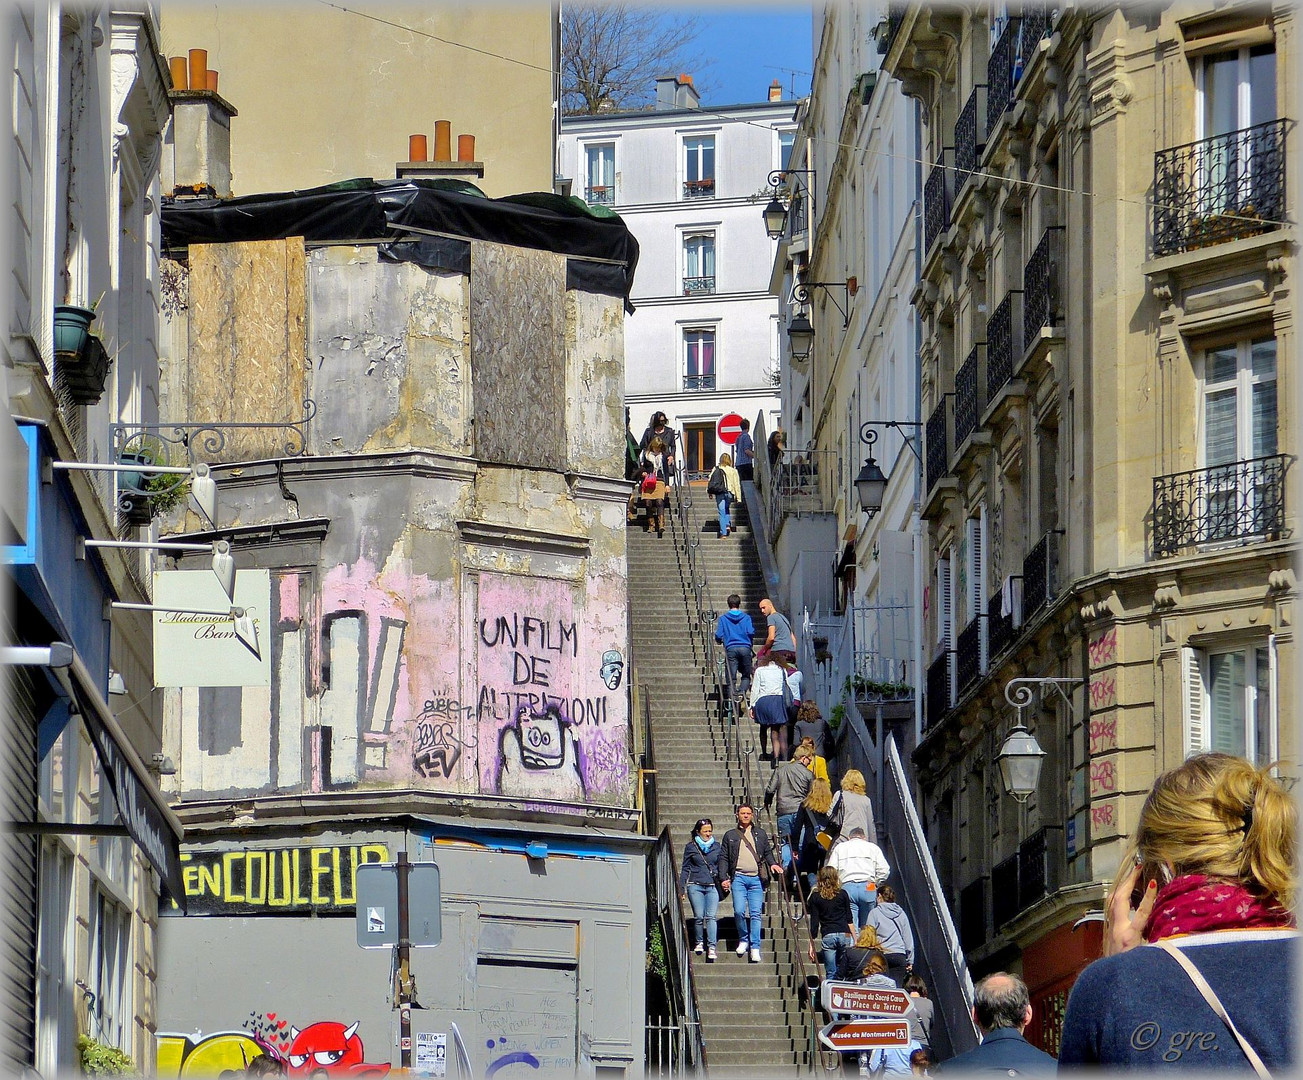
[883, 2, 1295, 1051]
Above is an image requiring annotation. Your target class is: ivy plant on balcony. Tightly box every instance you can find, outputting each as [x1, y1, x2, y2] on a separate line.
[117, 435, 190, 527]
[76, 1034, 134, 1075]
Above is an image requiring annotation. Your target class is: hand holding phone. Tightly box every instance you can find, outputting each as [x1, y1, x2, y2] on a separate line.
[1105, 861, 1158, 957]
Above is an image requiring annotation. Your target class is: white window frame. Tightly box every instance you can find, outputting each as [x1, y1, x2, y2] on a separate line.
[88, 888, 133, 1052]
[683, 326, 717, 391]
[1183, 638, 1277, 765]
[777, 129, 796, 173]
[1194, 45, 1275, 142]
[682, 134, 717, 197]
[1198, 336, 1278, 468]
[581, 141, 616, 205]
[36, 841, 76, 1077]
[681, 230, 717, 294]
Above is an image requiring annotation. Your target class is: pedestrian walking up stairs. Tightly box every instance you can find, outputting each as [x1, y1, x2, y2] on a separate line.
[630, 481, 818, 1077]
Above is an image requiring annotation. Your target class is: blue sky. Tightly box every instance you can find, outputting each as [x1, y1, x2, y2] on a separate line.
[659, 7, 814, 107]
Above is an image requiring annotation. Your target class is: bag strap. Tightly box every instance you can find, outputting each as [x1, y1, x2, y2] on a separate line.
[1154, 941, 1272, 1078]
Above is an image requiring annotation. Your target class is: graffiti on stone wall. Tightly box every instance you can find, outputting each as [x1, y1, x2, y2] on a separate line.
[412, 694, 477, 779]
[599, 650, 623, 690]
[497, 703, 586, 801]
[158, 1019, 390, 1078]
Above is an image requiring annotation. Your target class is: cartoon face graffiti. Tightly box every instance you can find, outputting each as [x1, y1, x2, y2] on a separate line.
[599, 650, 624, 691]
[285, 1022, 390, 1077]
[497, 704, 585, 802]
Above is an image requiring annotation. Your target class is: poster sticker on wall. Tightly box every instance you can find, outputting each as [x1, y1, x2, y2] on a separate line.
[153, 569, 272, 686]
[415, 1033, 447, 1077]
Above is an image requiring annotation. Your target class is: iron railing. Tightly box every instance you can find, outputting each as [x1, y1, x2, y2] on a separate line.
[955, 85, 988, 191]
[953, 345, 984, 449]
[924, 148, 955, 253]
[766, 448, 835, 541]
[682, 178, 715, 200]
[987, 17, 1022, 124]
[650, 829, 709, 1073]
[683, 275, 716, 296]
[646, 1019, 703, 1076]
[1022, 529, 1058, 618]
[991, 851, 1020, 930]
[925, 650, 952, 732]
[586, 185, 615, 206]
[1019, 7, 1055, 70]
[1152, 453, 1292, 557]
[985, 291, 1024, 402]
[1018, 826, 1056, 912]
[1023, 226, 1065, 349]
[959, 877, 987, 952]
[987, 589, 1018, 662]
[682, 374, 716, 392]
[955, 615, 987, 697]
[926, 397, 950, 495]
[1153, 119, 1288, 257]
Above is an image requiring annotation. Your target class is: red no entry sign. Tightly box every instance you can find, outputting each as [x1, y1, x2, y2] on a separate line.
[717, 413, 744, 444]
[819, 1019, 912, 1051]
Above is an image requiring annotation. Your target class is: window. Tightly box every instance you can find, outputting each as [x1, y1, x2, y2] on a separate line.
[778, 130, 795, 171]
[1195, 45, 1277, 215]
[89, 891, 132, 1051]
[1198, 46, 1276, 141]
[682, 232, 715, 295]
[682, 423, 718, 478]
[683, 136, 715, 198]
[36, 843, 76, 1076]
[1183, 641, 1275, 765]
[584, 143, 615, 205]
[684, 329, 716, 391]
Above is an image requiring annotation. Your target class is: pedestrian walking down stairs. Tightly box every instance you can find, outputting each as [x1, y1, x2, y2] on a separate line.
[628, 485, 807, 1075]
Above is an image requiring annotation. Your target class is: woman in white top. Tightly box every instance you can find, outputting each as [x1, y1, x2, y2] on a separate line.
[748, 648, 789, 764]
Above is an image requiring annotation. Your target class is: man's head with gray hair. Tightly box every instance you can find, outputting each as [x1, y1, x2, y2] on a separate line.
[972, 972, 1032, 1034]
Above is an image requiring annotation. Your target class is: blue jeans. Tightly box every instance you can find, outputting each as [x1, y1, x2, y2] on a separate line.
[777, 812, 797, 869]
[724, 644, 753, 698]
[685, 883, 719, 947]
[730, 874, 765, 949]
[842, 880, 878, 933]
[819, 932, 854, 977]
[717, 492, 733, 534]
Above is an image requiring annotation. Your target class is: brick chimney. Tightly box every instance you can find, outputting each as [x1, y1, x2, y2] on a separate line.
[655, 73, 700, 111]
[163, 53, 237, 198]
[769, 79, 783, 102]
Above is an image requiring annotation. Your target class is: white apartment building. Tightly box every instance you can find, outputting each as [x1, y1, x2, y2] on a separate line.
[560, 75, 792, 474]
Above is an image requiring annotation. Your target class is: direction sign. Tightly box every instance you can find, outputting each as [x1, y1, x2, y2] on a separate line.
[819, 1020, 912, 1051]
[355, 861, 441, 949]
[820, 981, 912, 1016]
[717, 413, 745, 445]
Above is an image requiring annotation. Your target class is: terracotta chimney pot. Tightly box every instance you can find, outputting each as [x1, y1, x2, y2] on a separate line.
[433, 120, 452, 161]
[169, 56, 188, 90]
[409, 134, 428, 162]
[188, 49, 207, 94]
[457, 134, 475, 162]
[205, 69, 219, 92]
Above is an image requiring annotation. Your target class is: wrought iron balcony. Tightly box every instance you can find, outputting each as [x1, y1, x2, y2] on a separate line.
[992, 851, 1020, 929]
[987, 17, 1022, 125]
[1019, 7, 1055, 71]
[683, 275, 716, 296]
[682, 178, 716, 200]
[987, 590, 1017, 662]
[1018, 826, 1055, 912]
[925, 396, 950, 495]
[955, 85, 988, 192]
[1152, 119, 1288, 257]
[925, 650, 953, 732]
[924, 149, 955, 253]
[1152, 454, 1292, 558]
[959, 877, 988, 952]
[956, 615, 987, 696]
[953, 345, 985, 449]
[1024, 226, 1065, 347]
[682, 374, 716, 392]
[1022, 529, 1058, 618]
[586, 185, 615, 206]
[986, 291, 1024, 402]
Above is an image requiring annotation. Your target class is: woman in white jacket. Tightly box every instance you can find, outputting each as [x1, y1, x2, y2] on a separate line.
[749, 648, 789, 764]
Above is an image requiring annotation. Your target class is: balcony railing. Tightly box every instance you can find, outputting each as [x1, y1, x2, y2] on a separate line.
[988, 17, 1022, 126]
[1019, 7, 1055, 72]
[953, 345, 984, 449]
[1152, 454, 1292, 558]
[987, 589, 1018, 662]
[959, 877, 988, 952]
[683, 374, 716, 392]
[586, 185, 615, 206]
[925, 650, 953, 732]
[955, 85, 988, 192]
[986, 291, 1024, 402]
[683, 276, 716, 296]
[1018, 827, 1055, 912]
[925, 396, 950, 495]
[1022, 529, 1058, 619]
[956, 615, 987, 696]
[992, 851, 1020, 930]
[683, 178, 715, 200]
[1023, 226, 1065, 348]
[1153, 119, 1288, 257]
[924, 148, 955, 253]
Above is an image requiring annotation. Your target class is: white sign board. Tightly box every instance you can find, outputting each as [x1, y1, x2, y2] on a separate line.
[415, 1032, 447, 1077]
[152, 569, 271, 686]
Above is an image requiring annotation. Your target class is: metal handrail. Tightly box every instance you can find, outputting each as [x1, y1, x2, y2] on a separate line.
[657, 828, 710, 1072]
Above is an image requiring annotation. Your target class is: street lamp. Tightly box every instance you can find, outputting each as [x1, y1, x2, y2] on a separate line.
[787, 312, 815, 360]
[996, 723, 1047, 802]
[760, 168, 816, 238]
[854, 422, 921, 516]
[763, 196, 789, 239]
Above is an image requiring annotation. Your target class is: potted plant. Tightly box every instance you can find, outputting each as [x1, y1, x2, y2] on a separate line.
[54, 291, 113, 404]
[117, 435, 189, 526]
[76, 1034, 134, 1075]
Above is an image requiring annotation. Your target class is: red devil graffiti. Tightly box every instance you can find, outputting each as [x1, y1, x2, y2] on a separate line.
[286, 1022, 390, 1077]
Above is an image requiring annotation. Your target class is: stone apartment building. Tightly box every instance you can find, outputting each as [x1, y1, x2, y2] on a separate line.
[883, 3, 1295, 1051]
[559, 75, 790, 475]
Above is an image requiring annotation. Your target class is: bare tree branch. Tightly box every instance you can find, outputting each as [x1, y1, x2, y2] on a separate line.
[562, 4, 709, 115]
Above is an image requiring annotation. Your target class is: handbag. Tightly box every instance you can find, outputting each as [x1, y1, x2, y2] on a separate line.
[781, 669, 796, 712]
[1154, 940, 1272, 1077]
[707, 467, 726, 495]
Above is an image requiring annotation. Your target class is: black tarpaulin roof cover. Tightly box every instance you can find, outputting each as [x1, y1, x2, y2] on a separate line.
[161, 177, 640, 313]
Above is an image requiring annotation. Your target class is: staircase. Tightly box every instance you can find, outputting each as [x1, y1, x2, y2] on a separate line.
[629, 485, 808, 1076]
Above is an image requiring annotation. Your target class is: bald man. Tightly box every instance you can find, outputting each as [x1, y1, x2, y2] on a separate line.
[938, 972, 1057, 1075]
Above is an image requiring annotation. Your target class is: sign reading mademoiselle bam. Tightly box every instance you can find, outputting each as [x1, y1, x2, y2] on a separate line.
[152, 569, 271, 686]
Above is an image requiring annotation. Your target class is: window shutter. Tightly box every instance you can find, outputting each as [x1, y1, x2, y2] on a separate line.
[968, 513, 985, 613]
[936, 557, 952, 648]
[1182, 646, 1208, 758]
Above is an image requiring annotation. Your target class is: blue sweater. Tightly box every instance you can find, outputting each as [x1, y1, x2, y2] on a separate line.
[1058, 928, 1297, 1070]
[715, 609, 754, 649]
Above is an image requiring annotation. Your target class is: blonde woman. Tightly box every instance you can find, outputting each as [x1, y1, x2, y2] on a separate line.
[793, 779, 834, 892]
[806, 865, 855, 976]
[1059, 753, 1297, 1069]
[829, 768, 877, 849]
[709, 453, 743, 538]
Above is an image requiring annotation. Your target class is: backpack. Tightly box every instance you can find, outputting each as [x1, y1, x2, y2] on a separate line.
[707, 467, 726, 495]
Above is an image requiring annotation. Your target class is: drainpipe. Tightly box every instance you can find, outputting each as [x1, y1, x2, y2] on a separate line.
[912, 99, 926, 759]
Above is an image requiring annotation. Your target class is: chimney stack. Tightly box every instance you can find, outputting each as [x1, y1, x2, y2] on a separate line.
[397, 121, 484, 181]
[769, 79, 783, 102]
[655, 73, 701, 111]
[163, 49, 237, 198]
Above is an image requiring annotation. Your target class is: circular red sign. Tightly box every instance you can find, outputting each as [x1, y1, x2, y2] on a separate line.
[717, 413, 745, 445]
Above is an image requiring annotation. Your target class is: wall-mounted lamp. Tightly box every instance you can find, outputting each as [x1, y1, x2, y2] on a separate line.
[854, 422, 922, 516]
[49, 458, 218, 528]
[996, 677, 1082, 802]
[81, 537, 239, 603]
[790, 277, 857, 330]
[787, 312, 815, 361]
[762, 168, 817, 239]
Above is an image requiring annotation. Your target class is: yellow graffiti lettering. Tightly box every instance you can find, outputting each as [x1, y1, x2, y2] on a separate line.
[157, 1031, 265, 1077]
[291, 849, 306, 906]
[222, 852, 244, 903]
[245, 850, 267, 905]
[198, 863, 220, 896]
[182, 865, 200, 895]
[311, 848, 331, 906]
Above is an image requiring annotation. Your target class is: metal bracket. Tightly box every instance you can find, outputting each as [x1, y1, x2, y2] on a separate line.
[1004, 677, 1083, 718]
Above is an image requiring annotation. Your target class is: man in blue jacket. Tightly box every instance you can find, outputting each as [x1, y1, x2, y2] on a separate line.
[939, 973, 1056, 1075]
[714, 593, 754, 706]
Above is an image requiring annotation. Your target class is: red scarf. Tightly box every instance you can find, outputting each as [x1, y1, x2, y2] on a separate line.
[1143, 873, 1295, 942]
